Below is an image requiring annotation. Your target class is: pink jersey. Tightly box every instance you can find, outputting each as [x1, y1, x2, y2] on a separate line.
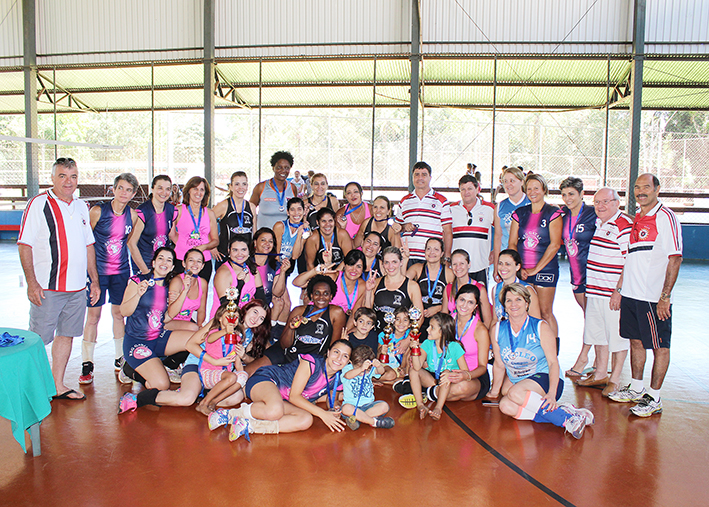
[210, 262, 257, 319]
[172, 273, 203, 322]
[330, 272, 360, 314]
[343, 203, 371, 239]
[174, 204, 212, 261]
[457, 314, 480, 370]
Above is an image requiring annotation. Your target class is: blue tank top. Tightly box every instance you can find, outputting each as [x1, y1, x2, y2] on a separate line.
[496, 316, 549, 383]
[279, 220, 300, 258]
[561, 203, 597, 287]
[497, 195, 530, 250]
[133, 201, 175, 272]
[125, 273, 168, 341]
[93, 201, 133, 276]
[492, 278, 531, 321]
[258, 179, 295, 231]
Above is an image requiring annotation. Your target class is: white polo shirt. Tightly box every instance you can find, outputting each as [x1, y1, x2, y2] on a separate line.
[395, 189, 452, 261]
[621, 201, 682, 303]
[18, 190, 95, 292]
[451, 197, 495, 272]
[585, 210, 632, 299]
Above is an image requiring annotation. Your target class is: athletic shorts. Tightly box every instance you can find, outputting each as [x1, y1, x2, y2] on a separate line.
[263, 344, 290, 365]
[530, 267, 559, 288]
[29, 290, 86, 345]
[88, 273, 130, 307]
[244, 373, 275, 400]
[348, 400, 387, 412]
[572, 283, 586, 295]
[123, 329, 172, 369]
[474, 370, 492, 400]
[619, 296, 671, 349]
[526, 372, 564, 401]
[583, 297, 628, 352]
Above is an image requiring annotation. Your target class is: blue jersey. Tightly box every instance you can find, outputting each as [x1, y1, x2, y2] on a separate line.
[492, 278, 531, 322]
[125, 273, 168, 341]
[512, 203, 562, 271]
[497, 195, 530, 250]
[93, 201, 133, 276]
[133, 201, 175, 273]
[561, 203, 597, 287]
[496, 316, 549, 383]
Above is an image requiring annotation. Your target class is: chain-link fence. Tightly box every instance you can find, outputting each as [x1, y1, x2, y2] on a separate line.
[1, 107, 708, 212]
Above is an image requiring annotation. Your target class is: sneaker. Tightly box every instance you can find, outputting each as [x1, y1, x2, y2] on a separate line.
[166, 366, 182, 384]
[344, 415, 360, 431]
[608, 384, 647, 403]
[208, 408, 232, 430]
[79, 361, 94, 385]
[563, 412, 587, 439]
[559, 403, 595, 426]
[117, 365, 133, 384]
[117, 392, 137, 414]
[629, 394, 663, 417]
[393, 379, 412, 395]
[374, 416, 395, 429]
[114, 356, 125, 372]
[398, 394, 427, 409]
[228, 416, 252, 442]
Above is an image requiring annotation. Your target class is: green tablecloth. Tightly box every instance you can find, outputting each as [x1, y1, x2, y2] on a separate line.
[0, 328, 56, 452]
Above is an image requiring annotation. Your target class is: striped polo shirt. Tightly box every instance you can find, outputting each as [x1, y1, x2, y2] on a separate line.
[395, 189, 452, 261]
[18, 190, 95, 292]
[451, 196, 495, 272]
[585, 210, 632, 299]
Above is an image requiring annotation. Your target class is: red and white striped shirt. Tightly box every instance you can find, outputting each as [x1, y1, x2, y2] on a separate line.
[451, 197, 495, 272]
[18, 190, 95, 292]
[622, 201, 683, 303]
[585, 210, 632, 299]
[396, 189, 452, 261]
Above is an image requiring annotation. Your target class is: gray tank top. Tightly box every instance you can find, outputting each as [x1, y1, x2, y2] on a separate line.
[257, 178, 296, 231]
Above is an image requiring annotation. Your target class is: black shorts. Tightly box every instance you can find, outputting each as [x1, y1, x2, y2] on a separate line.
[88, 273, 130, 307]
[263, 344, 290, 366]
[469, 269, 488, 288]
[474, 370, 491, 400]
[620, 296, 672, 349]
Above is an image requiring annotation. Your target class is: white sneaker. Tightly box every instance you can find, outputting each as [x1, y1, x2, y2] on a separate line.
[228, 416, 252, 442]
[208, 408, 232, 430]
[629, 394, 663, 417]
[117, 366, 133, 385]
[559, 403, 594, 426]
[166, 366, 182, 384]
[608, 384, 646, 403]
[563, 413, 587, 439]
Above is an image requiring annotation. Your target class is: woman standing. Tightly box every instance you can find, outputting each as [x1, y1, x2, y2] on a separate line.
[170, 176, 219, 281]
[360, 230, 383, 281]
[492, 166, 530, 281]
[250, 151, 298, 231]
[128, 175, 175, 275]
[335, 182, 371, 239]
[212, 171, 257, 266]
[354, 195, 401, 251]
[508, 174, 562, 343]
[305, 173, 340, 230]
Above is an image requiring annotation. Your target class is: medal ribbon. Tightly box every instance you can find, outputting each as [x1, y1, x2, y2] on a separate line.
[269, 179, 287, 209]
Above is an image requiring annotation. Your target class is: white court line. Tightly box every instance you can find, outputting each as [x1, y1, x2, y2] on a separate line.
[0, 134, 123, 150]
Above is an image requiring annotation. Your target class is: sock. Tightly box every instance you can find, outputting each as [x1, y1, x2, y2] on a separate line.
[514, 406, 537, 421]
[630, 378, 644, 392]
[647, 387, 661, 400]
[277, 321, 286, 326]
[426, 385, 438, 402]
[240, 403, 253, 419]
[114, 338, 124, 359]
[521, 391, 568, 428]
[136, 388, 160, 407]
[248, 418, 279, 434]
[81, 340, 95, 363]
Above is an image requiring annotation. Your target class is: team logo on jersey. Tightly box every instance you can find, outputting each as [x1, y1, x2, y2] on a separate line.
[107, 238, 123, 256]
[315, 323, 325, 335]
[565, 239, 578, 257]
[638, 228, 650, 240]
[82, 218, 87, 226]
[152, 236, 168, 250]
[130, 344, 152, 360]
[147, 309, 163, 329]
[523, 232, 541, 249]
[393, 295, 402, 306]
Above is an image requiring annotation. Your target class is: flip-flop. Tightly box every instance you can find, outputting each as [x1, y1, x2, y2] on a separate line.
[564, 368, 585, 378]
[52, 389, 86, 401]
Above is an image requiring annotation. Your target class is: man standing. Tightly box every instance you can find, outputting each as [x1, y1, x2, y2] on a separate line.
[450, 174, 494, 286]
[576, 188, 632, 395]
[250, 151, 298, 230]
[18, 158, 100, 400]
[609, 174, 682, 416]
[80, 173, 139, 384]
[396, 161, 452, 267]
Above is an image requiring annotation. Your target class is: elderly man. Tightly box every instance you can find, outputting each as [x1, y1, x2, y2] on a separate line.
[450, 174, 495, 286]
[396, 161, 452, 267]
[575, 188, 632, 395]
[609, 174, 683, 417]
[18, 158, 100, 400]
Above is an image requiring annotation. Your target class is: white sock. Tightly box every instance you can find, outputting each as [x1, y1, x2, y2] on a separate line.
[241, 402, 253, 419]
[81, 340, 96, 362]
[276, 321, 286, 326]
[521, 390, 545, 413]
[630, 378, 644, 392]
[514, 406, 537, 421]
[647, 387, 661, 400]
[114, 337, 124, 359]
[271, 320, 278, 326]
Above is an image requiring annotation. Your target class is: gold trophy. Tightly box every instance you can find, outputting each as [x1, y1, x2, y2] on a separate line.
[408, 306, 423, 356]
[378, 311, 395, 363]
[223, 286, 240, 345]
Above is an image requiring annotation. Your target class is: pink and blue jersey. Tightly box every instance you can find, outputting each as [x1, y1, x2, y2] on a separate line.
[512, 203, 562, 273]
[93, 201, 133, 275]
[256, 354, 331, 402]
[125, 273, 168, 341]
[561, 204, 597, 288]
[133, 201, 175, 272]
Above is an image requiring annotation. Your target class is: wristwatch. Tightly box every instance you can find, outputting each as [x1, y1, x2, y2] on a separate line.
[615, 287, 622, 294]
[660, 292, 671, 301]
[443, 257, 451, 264]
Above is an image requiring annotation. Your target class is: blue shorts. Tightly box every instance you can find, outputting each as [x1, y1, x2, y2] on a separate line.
[88, 273, 130, 307]
[531, 268, 559, 288]
[526, 372, 564, 401]
[620, 296, 672, 349]
[572, 283, 586, 294]
[123, 329, 172, 369]
[347, 400, 386, 412]
[244, 374, 274, 400]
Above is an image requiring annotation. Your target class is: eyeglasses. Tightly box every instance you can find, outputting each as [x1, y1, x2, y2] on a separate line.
[55, 157, 76, 165]
[467, 210, 474, 226]
[593, 199, 618, 206]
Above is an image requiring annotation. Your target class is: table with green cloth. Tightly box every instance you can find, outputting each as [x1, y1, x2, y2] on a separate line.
[0, 328, 56, 455]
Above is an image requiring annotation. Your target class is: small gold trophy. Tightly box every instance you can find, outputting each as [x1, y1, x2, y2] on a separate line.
[378, 311, 395, 363]
[223, 286, 240, 345]
[408, 306, 423, 356]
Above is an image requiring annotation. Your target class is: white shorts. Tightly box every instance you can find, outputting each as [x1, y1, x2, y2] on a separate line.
[583, 297, 629, 353]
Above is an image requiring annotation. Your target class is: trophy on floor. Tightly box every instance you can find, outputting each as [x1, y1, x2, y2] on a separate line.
[408, 306, 422, 356]
[378, 311, 395, 363]
[224, 286, 240, 345]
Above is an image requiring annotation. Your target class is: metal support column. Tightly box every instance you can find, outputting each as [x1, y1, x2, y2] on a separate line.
[490, 56, 497, 202]
[602, 55, 610, 186]
[408, 0, 421, 191]
[370, 58, 377, 201]
[150, 63, 155, 182]
[258, 59, 262, 180]
[627, 0, 646, 216]
[203, 0, 215, 203]
[23, 0, 39, 198]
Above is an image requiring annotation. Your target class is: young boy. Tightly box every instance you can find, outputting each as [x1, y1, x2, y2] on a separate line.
[347, 307, 379, 352]
[341, 345, 395, 431]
